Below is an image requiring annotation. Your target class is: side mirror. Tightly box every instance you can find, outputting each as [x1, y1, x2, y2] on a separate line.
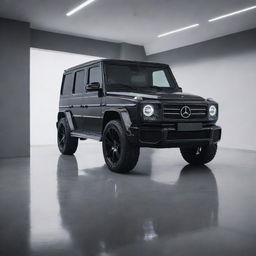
[86, 82, 101, 91]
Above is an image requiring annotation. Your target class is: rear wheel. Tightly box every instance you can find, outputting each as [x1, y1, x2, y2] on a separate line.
[180, 144, 217, 165]
[57, 117, 78, 155]
[102, 120, 140, 173]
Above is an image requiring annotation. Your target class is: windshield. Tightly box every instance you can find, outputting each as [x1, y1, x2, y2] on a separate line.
[105, 63, 177, 91]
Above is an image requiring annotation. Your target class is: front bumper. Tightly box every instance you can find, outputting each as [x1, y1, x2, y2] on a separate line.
[128, 124, 221, 148]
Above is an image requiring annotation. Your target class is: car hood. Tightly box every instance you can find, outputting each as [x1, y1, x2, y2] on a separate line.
[107, 91, 205, 101]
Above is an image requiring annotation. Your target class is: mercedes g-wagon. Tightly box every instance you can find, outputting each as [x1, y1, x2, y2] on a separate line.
[57, 59, 221, 172]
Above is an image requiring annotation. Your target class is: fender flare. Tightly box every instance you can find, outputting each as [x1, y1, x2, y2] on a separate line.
[57, 111, 75, 131]
[102, 108, 132, 132]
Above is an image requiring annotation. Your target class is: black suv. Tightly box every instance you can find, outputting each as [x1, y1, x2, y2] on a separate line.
[57, 59, 221, 172]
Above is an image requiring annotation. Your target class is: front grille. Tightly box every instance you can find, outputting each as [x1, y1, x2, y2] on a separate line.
[163, 104, 207, 120]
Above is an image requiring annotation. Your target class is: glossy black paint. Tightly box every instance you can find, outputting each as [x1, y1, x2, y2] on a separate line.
[58, 59, 221, 147]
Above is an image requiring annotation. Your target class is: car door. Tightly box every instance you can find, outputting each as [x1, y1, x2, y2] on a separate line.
[60, 71, 81, 128]
[71, 68, 86, 131]
[80, 63, 103, 135]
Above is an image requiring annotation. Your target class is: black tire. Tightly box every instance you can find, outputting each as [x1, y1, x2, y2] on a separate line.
[102, 120, 140, 173]
[57, 117, 78, 155]
[180, 144, 217, 165]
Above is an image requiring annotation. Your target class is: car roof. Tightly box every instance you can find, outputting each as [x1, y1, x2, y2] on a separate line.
[64, 59, 169, 73]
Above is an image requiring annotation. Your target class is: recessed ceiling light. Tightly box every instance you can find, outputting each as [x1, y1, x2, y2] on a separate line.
[208, 5, 256, 22]
[66, 0, 96, 16]
[157, 24, 200, 38]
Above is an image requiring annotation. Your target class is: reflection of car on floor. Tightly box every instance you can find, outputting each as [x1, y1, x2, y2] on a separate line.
[57, 155, 218, 255]
[57, 59, 221, 172]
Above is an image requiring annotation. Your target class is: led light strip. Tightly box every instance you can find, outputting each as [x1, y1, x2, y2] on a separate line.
[208, 5, 256, 22]
[157, 24, 199, 38]
[66, 0, 96, 16]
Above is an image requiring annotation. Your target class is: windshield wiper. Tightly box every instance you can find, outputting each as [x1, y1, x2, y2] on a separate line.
[152, 86, 163, 91]
[108, 83, 137, 91]
[139, 86, 162, 92]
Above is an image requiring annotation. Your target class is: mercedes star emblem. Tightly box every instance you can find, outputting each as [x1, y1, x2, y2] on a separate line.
[180, 106, 191, 119]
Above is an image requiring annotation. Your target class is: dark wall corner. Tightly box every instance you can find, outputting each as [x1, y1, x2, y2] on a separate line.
[120, 42, 146, 61]
[0, 18, 30, 158]
[30, 29, 147, 61]
[30, 29, 121, 59]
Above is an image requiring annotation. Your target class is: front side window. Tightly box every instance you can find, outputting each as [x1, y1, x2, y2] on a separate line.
[105, 63, 176, 91]
[88, 66, 101, 84]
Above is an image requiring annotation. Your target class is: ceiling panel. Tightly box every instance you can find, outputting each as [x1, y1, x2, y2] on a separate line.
[0, 0, 256, 54]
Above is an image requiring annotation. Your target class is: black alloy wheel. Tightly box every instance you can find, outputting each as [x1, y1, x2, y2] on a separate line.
[180, 144, 217, 165]
[57, 118, 78, 155]
[102, 120, 140, 173]
[58, 123, 66, 151]
[104, 127, 121, 165]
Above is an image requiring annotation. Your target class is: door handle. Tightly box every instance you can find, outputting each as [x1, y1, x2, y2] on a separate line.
[81, 104, 88, 108]
[68, 105, 73, 108]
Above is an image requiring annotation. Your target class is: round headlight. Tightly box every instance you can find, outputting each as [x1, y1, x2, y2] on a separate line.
[143, 105, 154, 117]
[209, 105, 217, 116]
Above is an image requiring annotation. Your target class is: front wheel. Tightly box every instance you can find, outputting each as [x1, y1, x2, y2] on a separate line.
[102, 120, 140, 173]
[180, 144, 217, 165]
[57, 117, 78, 155]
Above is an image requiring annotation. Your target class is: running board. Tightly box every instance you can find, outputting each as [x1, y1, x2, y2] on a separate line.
[71, 131, 101, 141]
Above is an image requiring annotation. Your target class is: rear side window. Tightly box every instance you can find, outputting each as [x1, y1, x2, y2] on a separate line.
[73, 70, 85, 94]
[88, 66, 101, 84]
[62, 73, 74, 95]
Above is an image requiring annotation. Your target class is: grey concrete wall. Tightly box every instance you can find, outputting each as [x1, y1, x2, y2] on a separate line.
[31, 29, 121, 59]
[147, 29, 256, 150]
[0, 18, 30, 158]
[120, 42, 146, 61]
[31, 29, 146, 60]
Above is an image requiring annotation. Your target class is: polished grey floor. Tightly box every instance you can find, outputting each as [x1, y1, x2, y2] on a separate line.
[0, 143, 255, 256]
